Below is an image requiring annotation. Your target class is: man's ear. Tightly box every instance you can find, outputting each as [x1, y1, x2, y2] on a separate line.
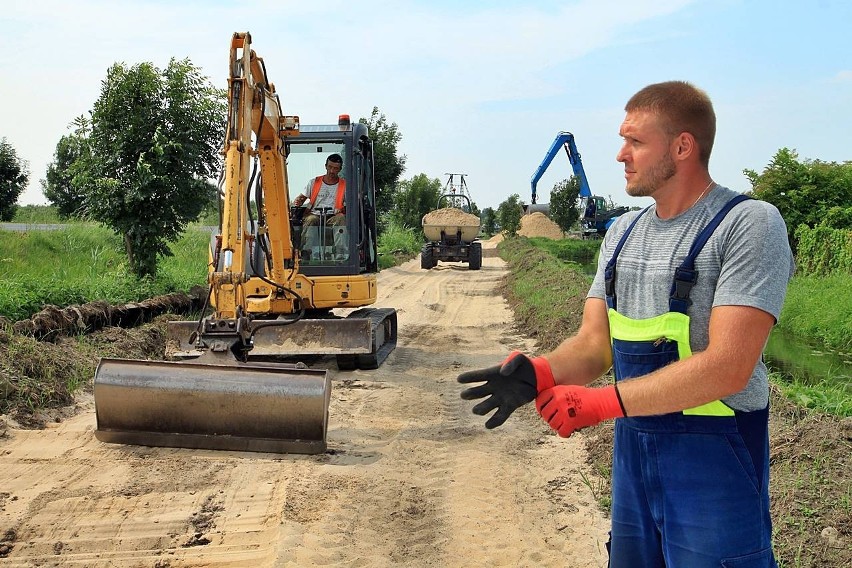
[673, 132, 696, 161]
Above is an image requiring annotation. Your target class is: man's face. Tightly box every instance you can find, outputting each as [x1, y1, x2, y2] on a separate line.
[616, 110, 676, 198]
[325, 160, 342, 178]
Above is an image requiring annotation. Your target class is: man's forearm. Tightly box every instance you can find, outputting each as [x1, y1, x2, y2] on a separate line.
[614, 350, 741, 416]
[545, 333, 613, 387]
[544, 298, 614, 387]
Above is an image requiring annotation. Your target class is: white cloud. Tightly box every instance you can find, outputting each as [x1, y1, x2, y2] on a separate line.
[831, 70, 852, 83]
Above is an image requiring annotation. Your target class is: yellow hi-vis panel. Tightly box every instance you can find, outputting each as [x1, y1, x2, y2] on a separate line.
[607, 308, 735, 417]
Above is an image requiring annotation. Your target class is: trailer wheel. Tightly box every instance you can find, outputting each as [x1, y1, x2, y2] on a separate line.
[468, 242, 482, 270]
[421, 244, 436, 269]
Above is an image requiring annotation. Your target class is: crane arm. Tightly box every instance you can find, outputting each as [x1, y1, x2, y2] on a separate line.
[530, 131, 592, 203]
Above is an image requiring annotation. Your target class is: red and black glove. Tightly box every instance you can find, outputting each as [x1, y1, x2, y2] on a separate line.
[535, 384, 626, 438]
[458, 351, 555, 429]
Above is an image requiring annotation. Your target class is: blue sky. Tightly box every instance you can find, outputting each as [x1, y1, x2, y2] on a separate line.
[3, 0, 851, 211]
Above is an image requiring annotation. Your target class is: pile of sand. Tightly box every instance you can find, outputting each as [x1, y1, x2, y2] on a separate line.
[517, 212, 565, 239]
[422, 207, 480, 226]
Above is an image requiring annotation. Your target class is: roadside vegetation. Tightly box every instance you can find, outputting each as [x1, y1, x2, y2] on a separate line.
[0, 218, 422, 322]
[376, 221, 424, 269]
[0, 224, 208, 322]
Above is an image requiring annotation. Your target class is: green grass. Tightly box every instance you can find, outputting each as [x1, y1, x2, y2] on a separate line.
[523, 236, 600, 269]
[0, 224, 209, 320]
[777, 274, 852, 353]
[498, 237, 593, 353]
[376, 222, 423, 269]
[0, 220, 422, 320]
[772, 375, 852, 417]
[10, 204, 63, 224]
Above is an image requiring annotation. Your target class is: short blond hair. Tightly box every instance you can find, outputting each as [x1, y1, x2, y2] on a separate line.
[626, 81, 716, 166]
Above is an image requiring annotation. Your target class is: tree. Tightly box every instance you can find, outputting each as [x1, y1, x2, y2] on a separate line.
[391, 173, 442, 235]
[497, 194, 522, 237]
[359, 107, 406, 229]
[549, 177, 581, 234]
[745, 148, 852, 250]
[480, 207, 497, 237]
[0, 138, 29, 221]
[42, 116, 90, 219]
[73, 58, 226, 278]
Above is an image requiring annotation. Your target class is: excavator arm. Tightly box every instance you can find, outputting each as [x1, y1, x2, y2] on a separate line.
[214, 31, 301, 320]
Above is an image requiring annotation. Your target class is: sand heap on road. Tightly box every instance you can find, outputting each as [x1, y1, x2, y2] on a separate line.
[517, 212, 566, 239]
[422, 207, 480, 226]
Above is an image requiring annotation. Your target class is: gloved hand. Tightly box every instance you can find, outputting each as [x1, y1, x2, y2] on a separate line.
[458, 351, 556, 429]
[535, 384, 626, 438]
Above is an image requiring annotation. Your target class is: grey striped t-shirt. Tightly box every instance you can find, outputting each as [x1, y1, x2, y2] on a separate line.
[588, 185, 794, 411]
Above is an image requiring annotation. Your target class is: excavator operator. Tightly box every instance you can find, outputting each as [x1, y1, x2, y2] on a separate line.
[292, 153, 347, 258]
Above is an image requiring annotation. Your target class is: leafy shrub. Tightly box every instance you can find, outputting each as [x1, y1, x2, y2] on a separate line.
[794, 223, 852, 276]
[377, 221, 421, 269]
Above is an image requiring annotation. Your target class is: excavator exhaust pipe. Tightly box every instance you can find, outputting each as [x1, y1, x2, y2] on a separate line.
[94, 358, 330, 454]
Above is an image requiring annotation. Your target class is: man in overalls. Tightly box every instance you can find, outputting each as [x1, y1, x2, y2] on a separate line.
[459, 81, 793, 567]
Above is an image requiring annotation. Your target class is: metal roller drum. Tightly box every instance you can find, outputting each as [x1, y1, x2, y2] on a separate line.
[94, 358, 330, 454]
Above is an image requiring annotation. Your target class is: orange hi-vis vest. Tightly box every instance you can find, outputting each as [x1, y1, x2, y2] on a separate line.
[309, 177, 346, 212]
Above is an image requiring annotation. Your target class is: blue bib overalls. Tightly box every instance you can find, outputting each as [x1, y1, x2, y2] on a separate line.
[604, 195, 777, 567]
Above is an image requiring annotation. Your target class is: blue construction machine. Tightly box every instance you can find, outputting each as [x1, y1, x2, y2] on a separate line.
[530, 131, 629, 238]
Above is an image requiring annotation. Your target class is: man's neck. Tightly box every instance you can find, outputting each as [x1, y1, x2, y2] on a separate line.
[654, 174, 714, 219]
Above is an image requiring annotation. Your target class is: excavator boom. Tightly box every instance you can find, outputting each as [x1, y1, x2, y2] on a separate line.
[530, 131, 592, 204]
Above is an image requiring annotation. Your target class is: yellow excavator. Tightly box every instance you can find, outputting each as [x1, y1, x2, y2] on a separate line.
[93, 32, 397, 455]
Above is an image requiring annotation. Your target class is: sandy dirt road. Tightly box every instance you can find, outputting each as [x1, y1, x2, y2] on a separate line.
[0, 244, 610, 567]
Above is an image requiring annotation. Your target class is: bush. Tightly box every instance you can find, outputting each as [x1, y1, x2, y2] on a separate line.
[377, 221, 422, 269]
[794, 223, 852, 276]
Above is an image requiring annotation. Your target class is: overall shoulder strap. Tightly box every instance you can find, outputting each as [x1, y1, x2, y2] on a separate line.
[669, 194, 752, 313]
[605, 206, 652, 310]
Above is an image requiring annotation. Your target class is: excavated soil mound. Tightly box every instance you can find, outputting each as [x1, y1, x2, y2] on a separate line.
[422, 207, 480, 226]
[10, 289, 206, 341]
[518, 212, 565, 239]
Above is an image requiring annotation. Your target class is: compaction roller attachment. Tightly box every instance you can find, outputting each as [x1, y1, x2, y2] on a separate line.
[94, 358, 330, 454]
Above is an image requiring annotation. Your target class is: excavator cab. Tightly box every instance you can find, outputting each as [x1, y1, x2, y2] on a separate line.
[581, 195, 630, 238]
[286, 117, 379, 274]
